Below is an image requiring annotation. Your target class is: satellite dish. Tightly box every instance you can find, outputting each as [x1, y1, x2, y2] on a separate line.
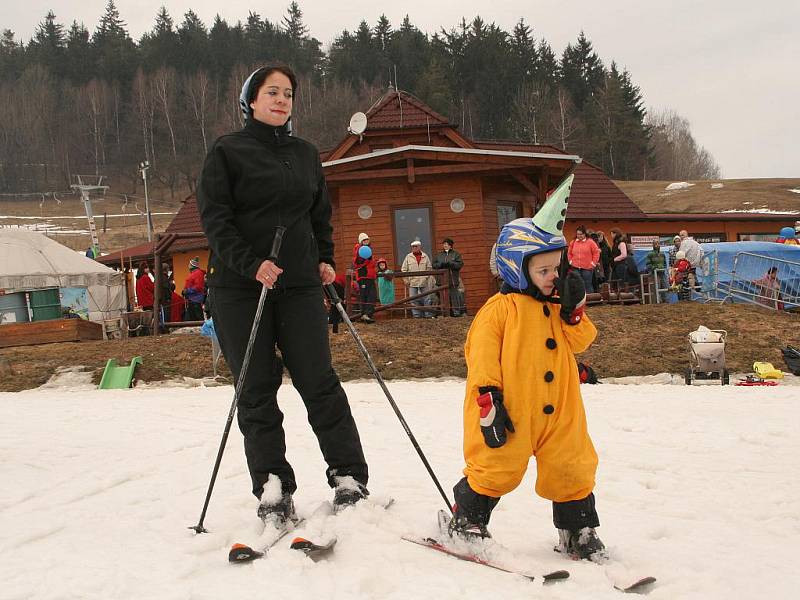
[348, 112, 368, 136]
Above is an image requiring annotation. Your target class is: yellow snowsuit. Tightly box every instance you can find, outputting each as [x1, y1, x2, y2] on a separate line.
[463, 292, 598, 503]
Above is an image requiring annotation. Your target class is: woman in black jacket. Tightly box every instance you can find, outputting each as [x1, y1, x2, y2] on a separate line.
[196, 65, 369, 525]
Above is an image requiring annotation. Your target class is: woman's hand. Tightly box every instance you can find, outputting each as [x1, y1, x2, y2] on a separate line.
[255, 260, 283, 289]
[319, 262, 335, 285]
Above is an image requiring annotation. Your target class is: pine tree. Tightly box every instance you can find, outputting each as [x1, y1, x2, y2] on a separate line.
[387, 15, 428, 91]
[374, 15, 392, 52]
[510, 19, 537, 81]
[29, 11, 66, 70]
[92, 0, 137, 81]
[208, 16, 243, 80]
[140, 7, 178, 70]
[535, 40, 558, 87]
[65, 21, 92, 83]
[283, 2, 308, 42]
[279, 2, 323, 77]
[244, 11, 278, 64]
[560, 31, 604, 110]
[177, 10, 210, 72]
[414, 56, 452, 116]
[0, 29, 24, 81]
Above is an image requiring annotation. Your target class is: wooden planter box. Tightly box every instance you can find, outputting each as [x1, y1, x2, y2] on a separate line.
[0, 319, 103, 349]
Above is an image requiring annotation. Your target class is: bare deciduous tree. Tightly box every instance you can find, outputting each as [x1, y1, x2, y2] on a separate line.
[551, 87, 581, 152]
[185, 69, 211, 155]
[646, 108, 721, 180]
[152, 66, 178, 159]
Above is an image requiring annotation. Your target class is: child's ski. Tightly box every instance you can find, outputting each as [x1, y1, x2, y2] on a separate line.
[555, 544, 657, 594]
[402, 535, 569, 582]
[613, 576, 657, 594]
[290, 536, 337, 561]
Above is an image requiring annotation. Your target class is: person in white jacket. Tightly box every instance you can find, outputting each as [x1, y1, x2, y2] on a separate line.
[401, 239, 435, 318]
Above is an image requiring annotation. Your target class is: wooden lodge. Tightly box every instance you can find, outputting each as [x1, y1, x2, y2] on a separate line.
[99, 89, 795, 313]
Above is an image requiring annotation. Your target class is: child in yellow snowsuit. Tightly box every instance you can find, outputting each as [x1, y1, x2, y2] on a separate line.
[450, 174, 606, 560]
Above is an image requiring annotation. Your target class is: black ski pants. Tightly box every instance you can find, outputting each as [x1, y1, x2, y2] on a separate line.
[209, 285, 368, 499]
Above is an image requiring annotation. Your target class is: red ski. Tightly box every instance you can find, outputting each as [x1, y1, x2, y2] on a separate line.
[402, 535, 569, 582]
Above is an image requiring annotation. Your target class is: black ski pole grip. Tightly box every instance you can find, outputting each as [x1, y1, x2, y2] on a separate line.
[324, 283, 341, 304]
[268, 226, 287, 262]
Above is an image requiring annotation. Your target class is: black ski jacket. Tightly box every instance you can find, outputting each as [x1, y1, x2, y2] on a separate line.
[197, 118, 334, 290]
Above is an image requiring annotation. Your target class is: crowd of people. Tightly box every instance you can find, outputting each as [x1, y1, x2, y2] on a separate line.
[560, 226, 638, 292]
[133, 256, 207, 324]
[333, 233, 467, 324]
[559, 227, 718, 303]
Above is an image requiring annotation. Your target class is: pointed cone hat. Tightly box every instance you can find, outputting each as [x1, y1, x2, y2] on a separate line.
[533, 173, 573, 235]
[495, 173, 575, 290]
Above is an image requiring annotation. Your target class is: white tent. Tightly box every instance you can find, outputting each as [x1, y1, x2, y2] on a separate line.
[0, 230, 126, 322]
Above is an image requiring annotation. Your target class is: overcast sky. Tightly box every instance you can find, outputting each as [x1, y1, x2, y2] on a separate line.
[6, 1, 799, 179]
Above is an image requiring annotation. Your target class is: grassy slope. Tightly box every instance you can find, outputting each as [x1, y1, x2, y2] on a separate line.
[614, 178, 800, 215]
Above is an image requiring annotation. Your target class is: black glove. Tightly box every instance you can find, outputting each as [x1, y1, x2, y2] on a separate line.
[556, 271, 586, 325]
[476, 387, 514, 448]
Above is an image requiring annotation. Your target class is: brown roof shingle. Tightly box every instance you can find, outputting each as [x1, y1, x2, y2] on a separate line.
[163, 197, 207, 253]
[365, 89, 450, 130]
[95, 241, 155, 266]
[475, 141, 646, 220]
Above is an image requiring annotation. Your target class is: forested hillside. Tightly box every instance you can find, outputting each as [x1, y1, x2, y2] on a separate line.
[0, 1, 719, 197]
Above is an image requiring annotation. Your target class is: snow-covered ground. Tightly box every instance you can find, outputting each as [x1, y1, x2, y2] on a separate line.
[719, 208, 800, 215]
[2, 380, 799, 599]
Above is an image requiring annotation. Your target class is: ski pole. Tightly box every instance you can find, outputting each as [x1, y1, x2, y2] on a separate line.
[324, 284, 453, 515]
[189, 226, 286, 534]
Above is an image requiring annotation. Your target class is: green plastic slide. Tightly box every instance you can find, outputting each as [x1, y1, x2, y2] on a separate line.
[98, 356, 143, 389]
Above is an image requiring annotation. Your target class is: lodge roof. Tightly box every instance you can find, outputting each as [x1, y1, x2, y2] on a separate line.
[322, 144, 580, 168]
[364, 88, 450, 130]
[96, 240, 154, 267]
[475, 140, 647, 221]
[161, 198, 206, 254]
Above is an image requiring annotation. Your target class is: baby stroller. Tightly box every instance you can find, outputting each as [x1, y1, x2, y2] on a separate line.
[685, 327, 729, 385]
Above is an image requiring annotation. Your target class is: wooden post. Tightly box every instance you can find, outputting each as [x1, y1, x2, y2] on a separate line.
[153, 244, 162, 336]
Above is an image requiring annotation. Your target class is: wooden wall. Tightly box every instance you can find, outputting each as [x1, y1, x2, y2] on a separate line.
[171, 250, 210, 295]
[332, 175, 496, 312]
[0, 319, 103, 349]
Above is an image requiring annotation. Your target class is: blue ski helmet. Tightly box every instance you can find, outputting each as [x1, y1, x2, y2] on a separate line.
[358, 245, 373, 259]
[779, 226, 795, 239]
[496, 173, 574, 290]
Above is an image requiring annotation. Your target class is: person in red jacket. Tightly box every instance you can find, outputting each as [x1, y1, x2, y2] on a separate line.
[352, 233, 377, 323]
[135, 262, 155, 310]
[183, 256, 206, 321]
[567, 225, 601, 293]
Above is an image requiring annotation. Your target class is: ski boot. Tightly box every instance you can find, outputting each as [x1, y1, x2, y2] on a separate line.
[447, 478, 498, 541]
[552, 493, 607, 560]
[448, 507, 492, 540]
[332, 475, 369, 511]
[556, 527, 608, 561]
[257, 493, 297, 528]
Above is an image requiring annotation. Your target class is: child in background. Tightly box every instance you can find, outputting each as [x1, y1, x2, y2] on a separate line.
[352, 233, 377, 323]
[645, 240, 667, 301]
[449, 174, 607, 561]
[376, 258, 395, 306]
[670, 250, 692, 300]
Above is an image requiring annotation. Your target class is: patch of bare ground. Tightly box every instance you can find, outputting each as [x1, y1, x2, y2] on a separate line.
[614, 178, 800, 214]
[0, 303, 796, 392]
